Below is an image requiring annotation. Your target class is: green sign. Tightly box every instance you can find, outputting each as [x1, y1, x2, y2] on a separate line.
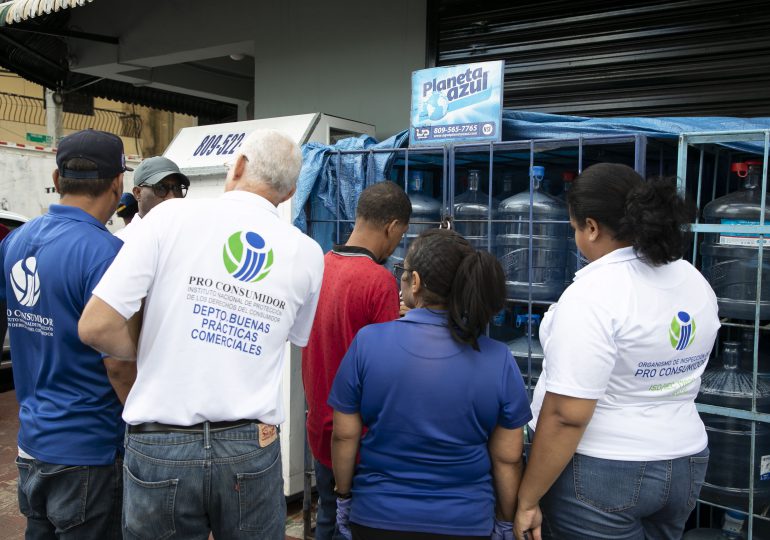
[26, 133, 53, 145]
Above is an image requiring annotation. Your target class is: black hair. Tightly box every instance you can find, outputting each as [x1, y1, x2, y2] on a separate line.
[58, 158, 115, 197]
[356, 181, 412, 226]
[406, 229, 506, 350]
[568, 163, 694, 266]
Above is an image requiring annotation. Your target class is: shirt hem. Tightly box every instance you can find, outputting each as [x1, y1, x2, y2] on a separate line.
[350, 516, 490, 536]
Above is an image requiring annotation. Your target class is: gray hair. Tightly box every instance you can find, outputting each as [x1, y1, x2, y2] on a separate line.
[237, 129, 302, 197]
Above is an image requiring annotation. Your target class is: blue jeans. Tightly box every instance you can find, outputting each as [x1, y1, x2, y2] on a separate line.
[315, 459, 347, 540]
[540, 447, 710, 540]
[15, 455, 123, 540]
[123, 423, 285, 539]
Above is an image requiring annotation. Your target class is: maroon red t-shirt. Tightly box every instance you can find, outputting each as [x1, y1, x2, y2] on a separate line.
[302, 247, 400, 469]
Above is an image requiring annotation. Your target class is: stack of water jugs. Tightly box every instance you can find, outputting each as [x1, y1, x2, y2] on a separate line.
[492, 166, 571, 381]
[698, 160, 770, 526]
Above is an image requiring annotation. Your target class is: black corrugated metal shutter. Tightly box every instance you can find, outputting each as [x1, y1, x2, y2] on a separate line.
[430, 0, 770, 116]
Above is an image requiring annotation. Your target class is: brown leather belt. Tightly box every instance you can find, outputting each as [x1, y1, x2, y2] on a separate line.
[128, 419, 259, 434]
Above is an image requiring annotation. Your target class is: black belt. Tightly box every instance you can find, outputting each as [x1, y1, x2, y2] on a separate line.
[128, 419, 261, 434]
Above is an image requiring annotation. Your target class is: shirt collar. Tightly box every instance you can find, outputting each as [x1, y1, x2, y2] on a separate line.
[400, 307, 449, 327]
[48, 204, 109, 231]
[574, 246, 638, 281]
[221, 190, 279, 217]
[331, 244, 381, 263]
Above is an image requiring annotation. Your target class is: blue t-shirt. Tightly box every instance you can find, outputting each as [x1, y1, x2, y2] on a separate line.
[328, 308, 532, 536]
[0, 205, 124, 465]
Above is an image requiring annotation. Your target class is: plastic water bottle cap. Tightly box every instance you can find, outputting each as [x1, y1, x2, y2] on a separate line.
[530, 166, 545, 178]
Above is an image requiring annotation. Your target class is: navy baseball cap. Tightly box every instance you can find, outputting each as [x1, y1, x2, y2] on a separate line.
[56, 129, 133, 179]
[116, 192, 138, 217]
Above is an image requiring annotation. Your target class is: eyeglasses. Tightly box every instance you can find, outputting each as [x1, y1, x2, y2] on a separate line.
[141, 182, 188, 198]
[392, 263, 411, 282]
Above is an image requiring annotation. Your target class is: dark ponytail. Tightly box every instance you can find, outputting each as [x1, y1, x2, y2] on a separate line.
[568, 163, 694, 266]
[405, 229, 506, 350]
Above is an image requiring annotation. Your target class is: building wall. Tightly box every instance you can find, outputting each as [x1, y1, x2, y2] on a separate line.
[250, 1, 426, 140]
[0, 71, 196, 156]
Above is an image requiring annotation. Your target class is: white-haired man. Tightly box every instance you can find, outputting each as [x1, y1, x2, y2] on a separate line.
[78, 130, 324, 539]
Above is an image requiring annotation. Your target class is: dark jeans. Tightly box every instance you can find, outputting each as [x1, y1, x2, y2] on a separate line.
[15, 455, 123, 540]
[123, 422, 284, 539]
[314, 459, 345, 540]
[540, 447, 710, 540]
[350, 523, 487, 540]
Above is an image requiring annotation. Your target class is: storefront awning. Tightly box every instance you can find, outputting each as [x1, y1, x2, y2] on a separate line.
[0, 0, 93, 26]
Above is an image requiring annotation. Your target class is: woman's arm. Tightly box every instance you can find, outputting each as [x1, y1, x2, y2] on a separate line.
[331, 410, 364, 494]
[489, 425, 525, 522]
[514, 392, 597, 540]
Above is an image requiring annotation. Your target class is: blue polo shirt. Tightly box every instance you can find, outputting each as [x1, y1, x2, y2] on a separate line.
[0, 205, 124, 465]
[329, 308, 532, 536]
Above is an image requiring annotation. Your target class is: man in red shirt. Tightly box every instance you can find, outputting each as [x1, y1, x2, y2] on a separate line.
[303, 180, 411, 540]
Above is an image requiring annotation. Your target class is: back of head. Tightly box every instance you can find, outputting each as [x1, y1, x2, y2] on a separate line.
[356, 181, 412, 226]
[568, 162, 694, 266]
[237, 129, 302, 198]
[406, 229, 505, 350]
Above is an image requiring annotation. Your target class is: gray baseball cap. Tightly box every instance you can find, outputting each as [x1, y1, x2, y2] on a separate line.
[133, 156, 190, 187]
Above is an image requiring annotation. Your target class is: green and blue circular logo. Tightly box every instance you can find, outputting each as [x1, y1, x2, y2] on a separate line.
[669, 311, 696, 351]
[223, 231, 274, 283]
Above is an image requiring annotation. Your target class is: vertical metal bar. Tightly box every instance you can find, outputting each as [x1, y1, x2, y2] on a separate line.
[488, 142, 494, 252]
[711, 150, 719, 204]
[578, 136, 583, 174]
[692, 148, 705, 264]
[447, 145, 455, 221]
[676, 135, 688, 197]
[335, 151, 341, 244]
[634, 134, 647, 178]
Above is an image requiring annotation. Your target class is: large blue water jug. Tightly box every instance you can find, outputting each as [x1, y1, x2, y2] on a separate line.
[454, 169, 498, 251]
[702, 160, 770, 320]
[496, 166, 569, 301]
[394, 170, 442, 261]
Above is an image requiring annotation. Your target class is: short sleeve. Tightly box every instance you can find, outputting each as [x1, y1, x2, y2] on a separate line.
[92, 211, 161, 319]
[288, 240, 324, 346]
[541, 290, 618, 399]
[498, 351, 533, 429]
[368, 273, 400, 324]
[328, 335, 363, 414]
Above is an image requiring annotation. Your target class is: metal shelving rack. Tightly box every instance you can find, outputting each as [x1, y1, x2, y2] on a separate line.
[677, 130, 770, 538]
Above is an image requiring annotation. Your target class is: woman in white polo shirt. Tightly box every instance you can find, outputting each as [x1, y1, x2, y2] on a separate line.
[514, 163, 720, 540]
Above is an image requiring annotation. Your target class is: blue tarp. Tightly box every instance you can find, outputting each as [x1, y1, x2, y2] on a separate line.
[293, 111, 770, 238]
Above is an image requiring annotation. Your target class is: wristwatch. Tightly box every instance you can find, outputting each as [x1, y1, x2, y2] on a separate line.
[334, 488, 352, 499]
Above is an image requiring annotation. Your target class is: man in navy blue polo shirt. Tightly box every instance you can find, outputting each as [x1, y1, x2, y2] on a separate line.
[0, 129, 135, 539]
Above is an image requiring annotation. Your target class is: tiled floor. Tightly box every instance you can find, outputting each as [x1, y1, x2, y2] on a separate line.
[0, 387, 313, 539]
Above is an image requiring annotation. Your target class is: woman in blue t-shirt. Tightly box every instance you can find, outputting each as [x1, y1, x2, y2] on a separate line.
[329, 228, 532, 540]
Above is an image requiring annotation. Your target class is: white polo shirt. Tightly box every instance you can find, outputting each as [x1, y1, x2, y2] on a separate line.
[530, 246, 720, 460]
[93, 190, 324, 426]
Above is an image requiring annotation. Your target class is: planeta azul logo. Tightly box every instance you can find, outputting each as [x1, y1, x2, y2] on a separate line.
[10, 257, 41, 307]
[223, 231, 274, 283]
[669, 311, 696, 351]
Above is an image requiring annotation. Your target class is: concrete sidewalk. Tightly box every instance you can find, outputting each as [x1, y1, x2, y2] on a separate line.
[0, 389, 309, 539]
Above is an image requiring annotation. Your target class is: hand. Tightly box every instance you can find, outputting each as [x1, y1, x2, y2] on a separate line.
[336, 496, 352, 540]
[399, 301, 410, 317]
[514, 504, 542, 540]
[491, 518, 514, 540]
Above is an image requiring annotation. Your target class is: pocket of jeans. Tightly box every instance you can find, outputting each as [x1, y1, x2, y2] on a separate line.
[123, 465, 178, 540]
[36, 464, 89, 531]
[688, 451, 710, 509]
[574, 454, 645, 512]
[237, 449, 283, 532]
[15, 458, 32, 518]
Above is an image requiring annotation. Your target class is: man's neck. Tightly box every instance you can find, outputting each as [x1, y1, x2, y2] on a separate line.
[59, 195, 111, 224]
[345, 229, 384, 261]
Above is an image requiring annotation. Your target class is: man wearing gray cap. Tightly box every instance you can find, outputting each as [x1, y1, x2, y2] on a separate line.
[115, 155, 189, 241]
